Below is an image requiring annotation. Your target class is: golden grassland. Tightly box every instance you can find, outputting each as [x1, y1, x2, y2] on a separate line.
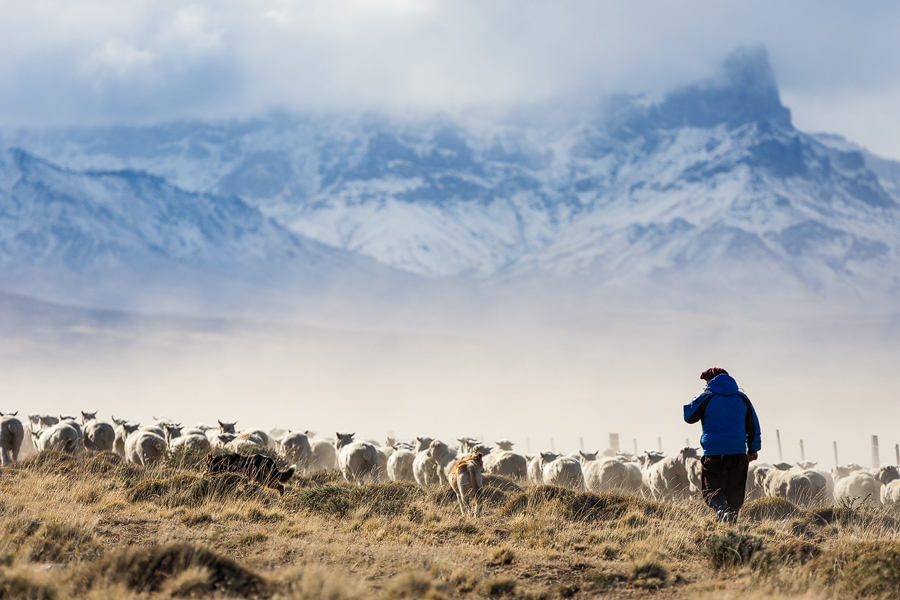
[2, 450, 900, 599]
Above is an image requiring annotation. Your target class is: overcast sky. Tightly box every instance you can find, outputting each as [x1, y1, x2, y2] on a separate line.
[2, 0, 900, 159]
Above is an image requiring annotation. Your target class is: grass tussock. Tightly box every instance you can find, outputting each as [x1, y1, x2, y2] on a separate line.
[10, 451, 143, 483]
[501, 486, 673, 523]
[739, 496, 801, 521]
[704, 531, 767, 570]
[0, 565, 58, 600]
[73, 542, 265, 597]
[285, 481, 425, 519]
[808, 541, 900, 599]
[4, 448, 900, 599]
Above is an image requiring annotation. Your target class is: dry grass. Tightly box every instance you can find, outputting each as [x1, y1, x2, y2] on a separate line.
[3, 450, 900, 599]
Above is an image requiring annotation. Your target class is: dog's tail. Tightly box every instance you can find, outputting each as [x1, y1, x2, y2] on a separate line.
[279, 465, 297, 483]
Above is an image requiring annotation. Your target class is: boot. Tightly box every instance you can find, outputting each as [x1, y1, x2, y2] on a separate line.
[709, 495, 735, 523]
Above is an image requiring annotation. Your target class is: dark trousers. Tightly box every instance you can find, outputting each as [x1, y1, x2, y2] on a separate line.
[701, 454, 750, 512]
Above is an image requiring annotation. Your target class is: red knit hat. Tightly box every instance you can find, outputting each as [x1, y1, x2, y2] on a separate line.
[700, 367, 729, 382]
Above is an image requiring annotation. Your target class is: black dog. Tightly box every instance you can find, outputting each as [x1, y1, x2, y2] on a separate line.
[204, 452, 296, 495]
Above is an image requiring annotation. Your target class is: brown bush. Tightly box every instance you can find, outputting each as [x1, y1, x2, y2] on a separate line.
[740, 497, 801, 521]
[73, 542, 265, 597]
[501, 486, 669, 522]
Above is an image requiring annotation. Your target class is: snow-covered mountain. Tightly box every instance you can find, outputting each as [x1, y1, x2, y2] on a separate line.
[2, 47, 899, 310]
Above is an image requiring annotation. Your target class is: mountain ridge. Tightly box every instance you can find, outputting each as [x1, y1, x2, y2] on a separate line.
[2, 47, 899, 313]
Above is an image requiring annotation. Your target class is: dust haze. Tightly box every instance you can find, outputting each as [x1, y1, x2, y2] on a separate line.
[2, 278, 898, 468]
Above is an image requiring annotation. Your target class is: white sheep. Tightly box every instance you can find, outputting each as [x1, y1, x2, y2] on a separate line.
[125, 430, 168, 466]
[279, 432, 312, 472]
[170, 433, 211, 452]
[387, 447, 416, 481]
[763, 469, 813, 506]
[833, 466, 882, 508]
[527, 454, 543, 484]
[483, 449, 528, 480]
[540, 452, 584, 490]
[308, 436, 338, 472]
[0, 412, 24, 465]
[580, 453, 640, 494]
[35, 421, 81, 455]
[425, 439, 459, 486]
[412, 437, 441, 486]
[112, 417, 139, 457]
[639, 448, 693, 502]
[81, 412, 116, 453]
[336, 432, 380, 485]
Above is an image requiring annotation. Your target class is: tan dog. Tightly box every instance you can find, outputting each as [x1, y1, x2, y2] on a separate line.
[449, 452, 485, 517]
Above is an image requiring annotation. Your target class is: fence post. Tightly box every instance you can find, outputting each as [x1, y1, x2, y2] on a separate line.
[633, 438, 638, 456]
[833, 441, 839, 467]
[579, 437, 584, 452]
[800, 440, 805, 462]
[658, 437, 662, 452]
[609, 433, 620, 453]
[895, 444, 899, 465]
[776, 430, 783, 462]
[872, 435, 879, 468]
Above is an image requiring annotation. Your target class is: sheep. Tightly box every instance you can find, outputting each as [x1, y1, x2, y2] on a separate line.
[211, 433, 237, 449]
[800, 469, 832, 506]
[883, 480, 900, 505]
[876, 466, 900, 505]
[495, 439, 515, 452]
[170, 433, 211, 452]
[412, 437, 442, 486]
[483, 449, 528, 480]
[527, 455, 543, 484]
[81, 412, 115, 453]
[35, 421, 81, 455]
[218, 420, 238, 434]
[448, 453, 485, 517]
[125, 430, 168, 466]
[279, 432, 312, 472]
[240, 428, 272, 449]
[763, 469, 813, 506]
[228, 431, 266, 453]
[425, 440, 459, 486]
[335, 432, 380, 485]
[308, 436, 338, 472]
[387, 446, 416, 481]
[0, 412, 24, 465]
[637, 451, 666, 491]
[161, 423, 184, 445]
[112, 417, 139, 457]
[540, 452, 584, 490]
[833, 467, 882, 508]
[581, 453, 639, 494]
[29, 414, 59, 431]
[640, 448, 693, 502]
[682, 449, 703, 494]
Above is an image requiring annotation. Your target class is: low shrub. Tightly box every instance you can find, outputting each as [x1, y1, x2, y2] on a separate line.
[501, 486, 670, 523]
[740, 497, 801, 521]
[810, 541, 900, 599]
[73, 542, 265, 597]
[704, 531, 766, 570]
[0, 566, 58, 600]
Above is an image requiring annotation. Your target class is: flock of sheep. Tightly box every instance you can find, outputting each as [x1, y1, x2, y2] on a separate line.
[2, 410, 898, 509]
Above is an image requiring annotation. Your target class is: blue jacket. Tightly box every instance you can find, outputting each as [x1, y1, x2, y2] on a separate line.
[683, 374, 761, 456]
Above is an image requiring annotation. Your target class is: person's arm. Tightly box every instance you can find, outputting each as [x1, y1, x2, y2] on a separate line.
[684, 392, 713, 424]
[740, 393, 762, 454]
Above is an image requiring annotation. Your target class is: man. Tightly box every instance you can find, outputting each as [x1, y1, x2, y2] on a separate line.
[684, 367, 761, 523]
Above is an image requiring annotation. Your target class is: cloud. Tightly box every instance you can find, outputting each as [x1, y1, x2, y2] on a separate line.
[1, 0, 900, 158]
